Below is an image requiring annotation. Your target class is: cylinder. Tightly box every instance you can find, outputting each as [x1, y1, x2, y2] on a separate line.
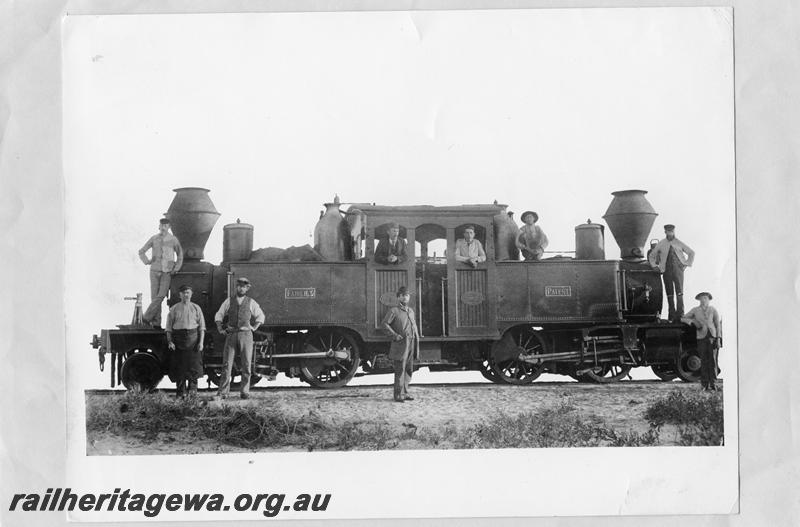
[602, 190, 658, 261]
[313, 200, 348, 261]
[493, 205, 519, 261]
[575, 221, 605, 260]
[222, 220, 254, 263]
[165, 187, 221, 261]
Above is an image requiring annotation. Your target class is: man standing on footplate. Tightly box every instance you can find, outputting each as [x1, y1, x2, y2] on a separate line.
[648, 224, 695, 322]
[214, 277, 265, 400]
[381, 286, 420, 403]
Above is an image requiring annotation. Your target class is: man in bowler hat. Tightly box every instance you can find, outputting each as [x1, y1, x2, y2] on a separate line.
[214, 277, 265, 400]
[381, 286, 420, 402]
[681, 292, 722, 391]
[648, 224, 695, 322]
[165, 284, 205, 398]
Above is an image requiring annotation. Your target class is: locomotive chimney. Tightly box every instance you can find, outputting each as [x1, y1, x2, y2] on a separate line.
[164, 187, 221, 261]
[602, 189, 657, 261]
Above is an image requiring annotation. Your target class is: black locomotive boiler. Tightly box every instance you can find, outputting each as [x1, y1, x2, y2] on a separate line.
[91, 188, 704, 390]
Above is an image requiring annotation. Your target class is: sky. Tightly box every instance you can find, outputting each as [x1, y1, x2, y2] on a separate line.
[62, 8, 735, 389]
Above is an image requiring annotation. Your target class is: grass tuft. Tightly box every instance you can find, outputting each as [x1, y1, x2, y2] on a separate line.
[643, 390, 724, 446]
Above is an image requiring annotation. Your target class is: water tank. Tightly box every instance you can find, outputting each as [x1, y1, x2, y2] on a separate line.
[602, 190, 658, 261]
[165, 187, 221, 261]
[313, 197, 348, 261]
[575, 221, 605, 260]
[223, 219, 254, 263]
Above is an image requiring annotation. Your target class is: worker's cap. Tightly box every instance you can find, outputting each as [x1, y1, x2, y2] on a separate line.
[663, 224, 676, 231]
[396, 286, 409, 297]
[387, 222, 400, 230]
[463, 225, 476, 232]
[521, 211, 538, 222]
[236, 277, 251, 285]
[159, 218, 170, 225]
[178, 284, 192, 292]
[695, 291, 713, 300]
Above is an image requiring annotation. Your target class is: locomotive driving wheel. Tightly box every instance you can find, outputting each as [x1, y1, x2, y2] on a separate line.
[299, 328, 361, 389]
[580, 363, 632, 383]
[479, 359, 504, 384]
[490, 327, 547, 385]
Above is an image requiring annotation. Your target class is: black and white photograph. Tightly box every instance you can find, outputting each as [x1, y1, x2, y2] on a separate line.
[6, 1, 800, 525]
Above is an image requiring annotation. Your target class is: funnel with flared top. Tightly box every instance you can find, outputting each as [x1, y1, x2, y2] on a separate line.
[165, 187, 221, 261]
[602, 189, 658, 261]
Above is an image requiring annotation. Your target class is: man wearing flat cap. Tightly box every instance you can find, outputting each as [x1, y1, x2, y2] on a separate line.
[139, 218, 184, 327]
[455, 225, 487, 268]
[214, 277, 266, 400]
[381, 286, 420, 403]
[681, 292, 722, 391]
[374, 222, 407, 265]
[165, 284, 206, 398]
[648, 224, 695, 322]
[516, 211, 549, 261]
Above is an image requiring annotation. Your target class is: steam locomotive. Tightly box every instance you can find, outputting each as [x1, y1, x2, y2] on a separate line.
[90, 188, 704, 390]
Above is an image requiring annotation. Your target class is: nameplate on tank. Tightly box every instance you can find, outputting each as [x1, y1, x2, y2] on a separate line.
[545, 286, 572, 297]
[285, 288, 316, 299]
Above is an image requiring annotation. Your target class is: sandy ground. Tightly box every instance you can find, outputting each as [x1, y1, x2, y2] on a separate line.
[86, 379, 723, 455]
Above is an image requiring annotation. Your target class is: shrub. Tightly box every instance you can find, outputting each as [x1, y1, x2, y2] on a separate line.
[643, 390, 723, 446]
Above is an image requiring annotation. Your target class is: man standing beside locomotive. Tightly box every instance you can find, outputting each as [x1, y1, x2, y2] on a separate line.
[648, 224, 695, 322]
[165, 284, 205, 398]
[214, 277, 265, 400]
[138, 218, 183, 328]
[455, 225, 486, 268]
[516, 211, 549, 261]
[381, 286, 420, 403]
[681, 292, 722, 391]
[374, 222, 407, 264]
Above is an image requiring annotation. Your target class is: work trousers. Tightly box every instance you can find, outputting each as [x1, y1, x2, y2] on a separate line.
[697, 336, 717, 389]
[393, 353, 414, 401]
[171, 329, 202, 395]
[143, 269, 171, 325]
[218, 330, 254, 396]
[663, 267, 685, 320]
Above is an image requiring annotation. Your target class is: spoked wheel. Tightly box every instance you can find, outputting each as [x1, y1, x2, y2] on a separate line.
[676, 349, 702, 383]
[299, 328, 361, 389]
[479, 360, 504, 384]
[121, 350, 163, 391]
[490, 327, 547, 385]
[580, 363, 632, 383]
[651, 364, 678, 381]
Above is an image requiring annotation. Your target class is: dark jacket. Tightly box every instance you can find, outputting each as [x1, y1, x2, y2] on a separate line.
[374, 237, 407, 264]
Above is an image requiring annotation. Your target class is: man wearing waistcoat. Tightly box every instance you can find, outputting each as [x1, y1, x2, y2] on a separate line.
[648, 224, 695, 322]
[165, 284, 205, 398]
[681, 292, 722, 391]
[139, 218, 184, 328]
[214, 277, 265, 399]
[381, 286, 420, 403]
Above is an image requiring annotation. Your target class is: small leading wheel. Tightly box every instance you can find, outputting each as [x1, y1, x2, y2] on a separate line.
[490, 327, 547, 385]
[299, 328, 361, 389]
[120, 350, 163, 391]
[676, 349, 702, 383]
[581, 363, 632, 383]
[651, 364, 678, 381]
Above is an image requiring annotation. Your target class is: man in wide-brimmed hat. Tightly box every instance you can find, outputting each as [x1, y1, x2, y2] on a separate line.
[681, 292, 722, 391]
[381, 286, 420, 402]
[214, 277, 265, 400]
[648, 224, 695, 322]
[516, 211, 548, 261]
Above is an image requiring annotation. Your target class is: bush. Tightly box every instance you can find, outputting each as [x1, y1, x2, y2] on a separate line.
[643, 390, 723, 446]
